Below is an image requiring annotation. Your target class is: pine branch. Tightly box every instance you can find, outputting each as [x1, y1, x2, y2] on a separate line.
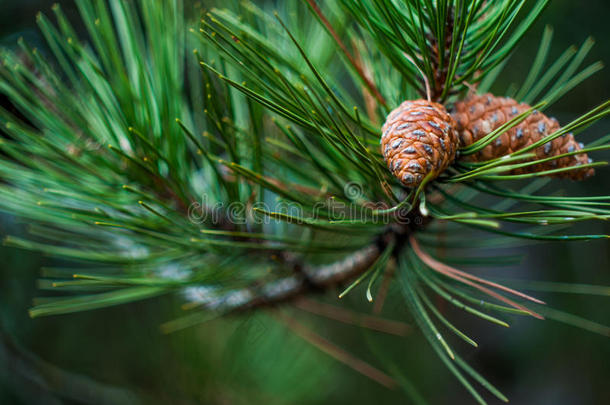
[1, 1, 609, 403]
[183, 240, 384, 313]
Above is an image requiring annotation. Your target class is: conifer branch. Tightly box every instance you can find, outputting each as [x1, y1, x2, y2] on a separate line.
[1, 1, 609, 403]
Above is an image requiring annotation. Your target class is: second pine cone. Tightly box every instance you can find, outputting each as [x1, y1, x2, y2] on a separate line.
[451, 93, 594, 180]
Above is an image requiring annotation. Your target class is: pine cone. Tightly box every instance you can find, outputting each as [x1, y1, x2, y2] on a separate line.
[381, 100, 459, 188]
[451, 93, 594, 180]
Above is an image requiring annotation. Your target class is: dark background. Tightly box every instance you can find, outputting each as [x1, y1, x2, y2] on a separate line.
[1, 1, 609, 404]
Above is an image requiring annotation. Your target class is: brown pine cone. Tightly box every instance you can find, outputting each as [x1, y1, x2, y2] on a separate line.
[451, 93, 594, 180]
[381, 99, 459, 188]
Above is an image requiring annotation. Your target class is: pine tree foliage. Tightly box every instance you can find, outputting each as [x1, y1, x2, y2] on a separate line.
[1, 0, 609, 403]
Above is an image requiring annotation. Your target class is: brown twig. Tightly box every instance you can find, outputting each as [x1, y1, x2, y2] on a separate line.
[306, 0, 387, 107]
[274, 310, 397, 389]
[293, 297, 410, 336]
[185, 242, 384, 313]
[302, 243, 381, 285]
[351, 38, 380, 124]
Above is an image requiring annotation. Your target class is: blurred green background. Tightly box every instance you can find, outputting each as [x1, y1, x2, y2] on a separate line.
[1, 1, 609, 404]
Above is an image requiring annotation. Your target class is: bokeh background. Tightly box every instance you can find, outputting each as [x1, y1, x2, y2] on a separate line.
[1, 1, 609, 404]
